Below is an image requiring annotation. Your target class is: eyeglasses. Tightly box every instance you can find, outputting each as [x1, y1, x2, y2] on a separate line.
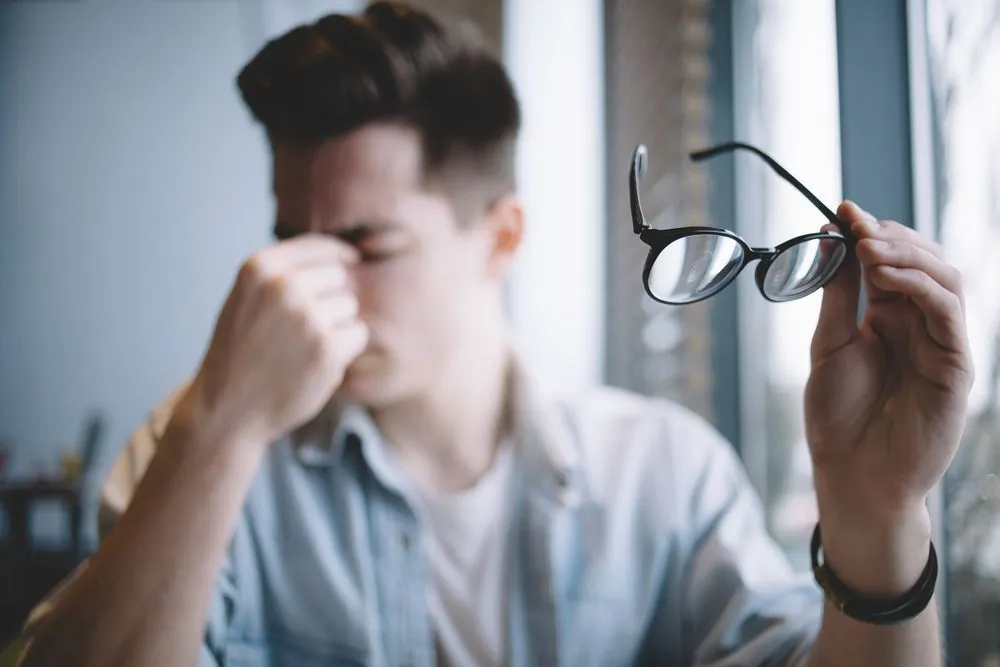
[629, 142, 854, 305]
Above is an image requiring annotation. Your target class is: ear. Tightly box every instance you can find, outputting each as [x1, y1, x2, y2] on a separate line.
[482, 193, 524, 280]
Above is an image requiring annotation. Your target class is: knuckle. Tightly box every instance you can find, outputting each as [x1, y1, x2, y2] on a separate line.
[238, 254, 268, 285]
[948, 265, 964, 290]
[942, 293, 964, 323]
[296, 297, 322, 327]
[341, 293, 360, 319]
[859, 237, 884, 254]
[920, 241, 946, 262]
[319, 333, 348, 366]
[947, 289, 963, 312]
[907, 243, 931, 264]
[264, 272, 291, 303]
[298, 307, 327, 346]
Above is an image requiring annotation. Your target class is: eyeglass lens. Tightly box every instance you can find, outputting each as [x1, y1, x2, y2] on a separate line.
[647, 233, 846, 304]
[760, 237, 846, 301]
[647, 233, 743, 304]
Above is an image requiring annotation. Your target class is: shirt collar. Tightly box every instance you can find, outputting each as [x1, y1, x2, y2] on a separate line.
[290, 402, 373, 467]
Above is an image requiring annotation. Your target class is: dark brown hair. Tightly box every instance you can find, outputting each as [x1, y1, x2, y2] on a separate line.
[237, 1, 520, 209]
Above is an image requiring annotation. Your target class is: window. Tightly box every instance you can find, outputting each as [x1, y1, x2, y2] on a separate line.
[925, 0, 1000, 662]
[726, 0, 1000, 657]
[731, 0, 842, 570]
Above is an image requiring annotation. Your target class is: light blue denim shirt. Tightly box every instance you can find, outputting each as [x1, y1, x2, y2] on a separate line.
[27, 365, 821, 666]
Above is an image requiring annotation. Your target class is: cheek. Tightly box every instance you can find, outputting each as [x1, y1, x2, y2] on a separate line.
[352, 258, 454, 325]
[352, 266, 411, 329]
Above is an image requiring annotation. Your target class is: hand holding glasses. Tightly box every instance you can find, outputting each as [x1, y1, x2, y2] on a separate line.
[629, 142, 854, 304]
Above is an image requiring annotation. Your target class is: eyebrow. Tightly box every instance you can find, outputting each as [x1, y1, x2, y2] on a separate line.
[272, 219, 403, 243]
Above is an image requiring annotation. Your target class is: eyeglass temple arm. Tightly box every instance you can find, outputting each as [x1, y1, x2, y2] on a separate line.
[690, 142, 845, 231]
[629, 145, 649, 234]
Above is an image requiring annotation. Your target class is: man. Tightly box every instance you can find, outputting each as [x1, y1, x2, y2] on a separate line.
[18, 2, 972, 666]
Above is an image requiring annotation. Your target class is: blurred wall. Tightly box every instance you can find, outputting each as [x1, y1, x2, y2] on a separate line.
[0, 0, 606, 506]
[0, 0, 275, 479]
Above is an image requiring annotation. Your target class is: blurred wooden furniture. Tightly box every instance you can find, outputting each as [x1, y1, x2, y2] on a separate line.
[1, 480, 82, 557]
[0, 479, 82, 641]
[0, 412, 106, 643]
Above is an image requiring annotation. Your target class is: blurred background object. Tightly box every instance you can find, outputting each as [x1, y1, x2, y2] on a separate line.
[1, 0, 997, 661]
[0, 410, 107, 644]
[926, 0, 1000, 663]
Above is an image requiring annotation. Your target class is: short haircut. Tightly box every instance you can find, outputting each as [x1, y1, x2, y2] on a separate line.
[237, 1, 521, 219]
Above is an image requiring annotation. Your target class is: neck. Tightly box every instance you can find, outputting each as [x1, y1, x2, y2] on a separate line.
[370, 319, 513, 494]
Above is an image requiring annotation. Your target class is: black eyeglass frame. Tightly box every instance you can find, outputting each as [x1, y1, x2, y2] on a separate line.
[629, 141, 854, 305]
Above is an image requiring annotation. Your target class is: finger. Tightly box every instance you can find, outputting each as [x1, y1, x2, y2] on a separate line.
[863, 300, 959, 388]
[836, 201, 933, 302]
[291, 263, 354, 298]
[812, 224, 862, 360]
[312, 292, 361, 328]
[855, 236, 963, 302]
[839, 201, 946, 261]
[253, 234, 359, 274]
[836, 200, 876, 233]
[330, 320, 370, 363]
[862, 221, 946, 261]
[868, 265, 966, 353]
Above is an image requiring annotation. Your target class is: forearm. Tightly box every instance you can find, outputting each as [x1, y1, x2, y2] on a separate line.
[20, 409, 267, 667]
[805, 485, 941, 667]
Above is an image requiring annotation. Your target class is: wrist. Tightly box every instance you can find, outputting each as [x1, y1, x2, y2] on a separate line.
[815, 489, 932, 597]
[168, 383, 270, 462]
[170, 381, 272, 460]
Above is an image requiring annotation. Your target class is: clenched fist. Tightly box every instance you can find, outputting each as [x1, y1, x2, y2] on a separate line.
[181, 235, 369, 448]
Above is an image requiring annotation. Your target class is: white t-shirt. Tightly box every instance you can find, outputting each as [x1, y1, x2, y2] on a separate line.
[363, 435, 515, 667]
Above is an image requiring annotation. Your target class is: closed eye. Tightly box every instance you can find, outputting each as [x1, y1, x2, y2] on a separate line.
[272, 221, 412, 262]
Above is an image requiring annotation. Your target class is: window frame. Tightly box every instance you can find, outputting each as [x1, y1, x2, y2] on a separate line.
[709, 0, 950, 647]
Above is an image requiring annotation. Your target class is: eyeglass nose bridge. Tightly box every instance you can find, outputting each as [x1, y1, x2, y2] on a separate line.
[744, 245, 780, 263]
[726, 245, 785, 300]
[743, 246, 782, 287]
[750, 248, 779, 294]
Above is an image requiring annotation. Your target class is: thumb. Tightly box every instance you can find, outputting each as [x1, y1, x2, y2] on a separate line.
[812, 201, 863, 360]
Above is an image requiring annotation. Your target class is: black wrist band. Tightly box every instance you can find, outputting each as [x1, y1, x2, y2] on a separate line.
[810, 523, 938, 625]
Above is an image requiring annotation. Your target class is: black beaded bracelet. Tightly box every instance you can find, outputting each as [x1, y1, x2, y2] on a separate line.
[810, 523, 938, 625]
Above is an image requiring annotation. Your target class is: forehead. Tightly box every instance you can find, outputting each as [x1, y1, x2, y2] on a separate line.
[272, 124, 425, 225]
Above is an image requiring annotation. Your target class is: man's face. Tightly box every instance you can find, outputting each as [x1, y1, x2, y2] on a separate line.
[271, 124, 517, 407]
